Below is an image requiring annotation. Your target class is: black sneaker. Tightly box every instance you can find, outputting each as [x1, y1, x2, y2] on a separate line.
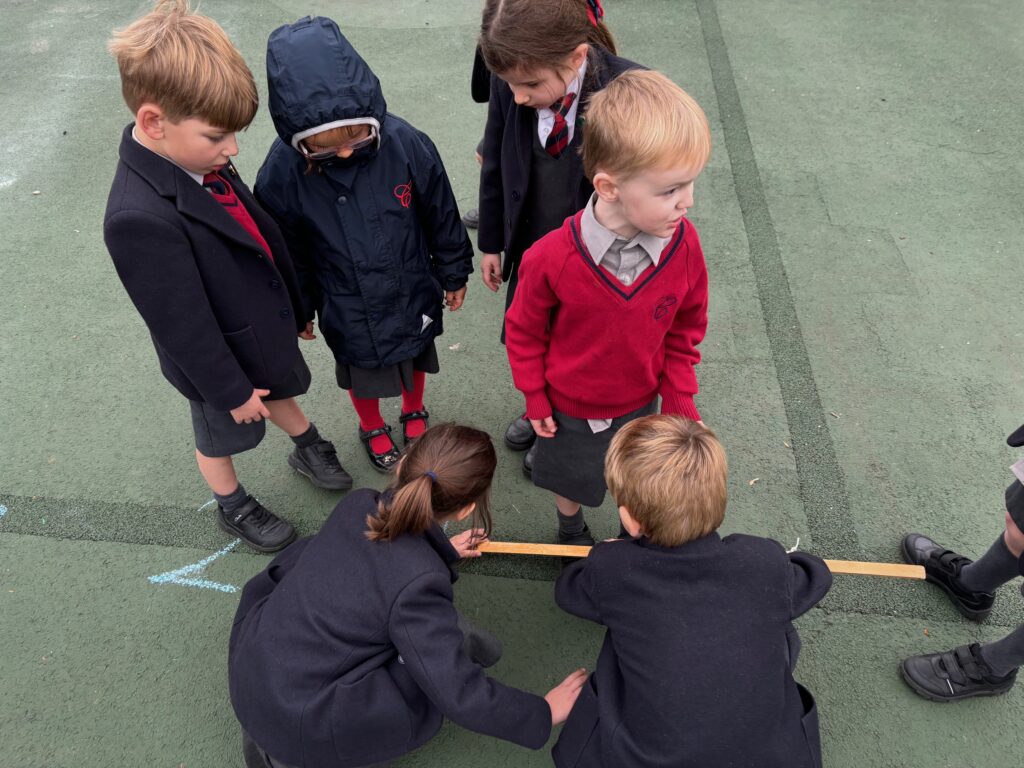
[900, 533, 996, 620]
[288, 438, 353, 491]
[462, 207, 479, 229]
[217, 497, 296, 553]
[901, 643, 1017, 702]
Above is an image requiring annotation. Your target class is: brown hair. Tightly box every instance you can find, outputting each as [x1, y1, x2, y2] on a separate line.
[107, 0, 258, 131]
[367, 424, 497, 542]
[479, 0, 617, 76]
[605, 415, 727, 547]
[582, 69, 711, 180]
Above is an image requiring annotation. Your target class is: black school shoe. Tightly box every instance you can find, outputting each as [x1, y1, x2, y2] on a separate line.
[398, 408, 430, 445]
[218, 497, 296, 553]
[287, 437, 353, 491]
[522, 442, 536, 479]
[901, 643, 1017, 702]
[557, 520, 595, 567]
[505, 414, 536, 451]
[900, 533, 996, 621]
[462, 208, 479, 229]
[359, 425, 401, 473]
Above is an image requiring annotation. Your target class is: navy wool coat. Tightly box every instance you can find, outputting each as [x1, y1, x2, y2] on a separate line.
[255, 16, 474, 370]
[476, 45, 642, 271]
[104, 126, 306, 412]
[229, 489, 551, 768]
[553, 534, 833, 768]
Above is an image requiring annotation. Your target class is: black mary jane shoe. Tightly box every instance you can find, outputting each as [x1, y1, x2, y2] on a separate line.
[359, 425, 401, 473]
[398, 409, 430, 445]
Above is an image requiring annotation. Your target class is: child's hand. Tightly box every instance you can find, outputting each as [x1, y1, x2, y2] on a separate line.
[298, 321, 317, 340]
[444, 286, 468, 312]
[545, 669, 588, 725]
[449, 528, 489, 559]
[230, 389, 271, 424]
[480, 253, 502, 292]
[530, 416, 557, 438]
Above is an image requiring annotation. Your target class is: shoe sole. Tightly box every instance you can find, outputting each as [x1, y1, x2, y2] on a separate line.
[521, 462, 532, 480]
[217, 515, 297, 554]
[505, 436, 535, 451]
[287, 455, 354, 491]
[899, 538, 993, 622]
[899, 661, 1014, 702]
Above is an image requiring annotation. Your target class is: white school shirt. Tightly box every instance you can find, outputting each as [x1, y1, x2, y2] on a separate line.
[535, 58, 588, 146]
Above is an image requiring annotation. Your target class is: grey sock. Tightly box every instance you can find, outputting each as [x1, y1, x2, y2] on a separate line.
[215, 484, 249, 514]
[958, 534, 1019, 593]
[979, 624, 1024, 678]
[290, 422, 320, 449]
[557, 507, 586, 535]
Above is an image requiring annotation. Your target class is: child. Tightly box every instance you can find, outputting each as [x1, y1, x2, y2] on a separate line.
[476, 0, 643, 467]
[505, 70, 710, 545]
[254, 17, 474, 473]
[229, 424, 588, 768]
[103, 0, 351, 554]
[898, 421, 1024, 700]
[554, 415, 833, 767]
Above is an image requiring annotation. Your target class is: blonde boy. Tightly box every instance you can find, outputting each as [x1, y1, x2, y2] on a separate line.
[505, 70, 710, 545]
[104, 1, 350, 553]
[553, 415, 833, 767]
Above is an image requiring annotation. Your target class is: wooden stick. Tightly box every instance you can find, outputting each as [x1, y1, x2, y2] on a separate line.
[476, 541, 925, 579]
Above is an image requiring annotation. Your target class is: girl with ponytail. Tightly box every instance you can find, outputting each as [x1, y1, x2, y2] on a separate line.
[475, 0, 646, 481]
[229, 423, 587, 768]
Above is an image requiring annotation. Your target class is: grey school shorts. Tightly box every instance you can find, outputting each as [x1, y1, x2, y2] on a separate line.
[532, 400, 657, 507]
[189, 354, 312, 458]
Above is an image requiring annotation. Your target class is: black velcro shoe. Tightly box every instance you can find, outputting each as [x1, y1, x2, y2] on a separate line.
[557, 520, 595, 567]
[217, 497, 296, 553]
[359, 425, 401, 473]
[288, 438, 353, 491]
[505, 414, 536, 451]
[398, 409, 430, 445]
[462, 208, 479, 229]
[900, 533, 995, 621]
[901, 643, 1017, 702]
[522, 441, 536, 480]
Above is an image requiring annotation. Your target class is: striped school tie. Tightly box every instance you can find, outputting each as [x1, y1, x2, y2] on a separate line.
[544, 92, 577, 158]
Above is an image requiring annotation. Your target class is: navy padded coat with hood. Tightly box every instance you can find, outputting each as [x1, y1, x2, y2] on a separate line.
[255, 16, 474, 369]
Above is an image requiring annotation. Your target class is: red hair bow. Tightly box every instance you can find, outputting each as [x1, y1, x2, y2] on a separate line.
[586, 0, 604, 27]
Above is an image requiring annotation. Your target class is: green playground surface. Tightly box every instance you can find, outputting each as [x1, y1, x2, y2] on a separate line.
[3, 0, 1024, 765]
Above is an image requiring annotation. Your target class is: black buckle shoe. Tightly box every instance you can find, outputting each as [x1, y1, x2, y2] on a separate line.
[900, 533, 996, 620]
[359, 425, 401, 473]
[901, 643, 1017, 702]
[505, 414, 536, 451]
[398, 409, 430, 445]
[522, 441, 536, 479]
[217, 497, 296, 553]
[288, 438, 353, 491]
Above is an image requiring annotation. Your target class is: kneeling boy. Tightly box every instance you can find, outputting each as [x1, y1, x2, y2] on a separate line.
[554, 416, 833, 767]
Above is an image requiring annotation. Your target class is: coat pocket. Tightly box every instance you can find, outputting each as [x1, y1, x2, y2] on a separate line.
[796, 683, 822, 768]
[329, 658, 417, 762]
[223, 326, 268, 383]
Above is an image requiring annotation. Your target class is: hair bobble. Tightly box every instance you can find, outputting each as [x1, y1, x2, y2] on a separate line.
[424, 470, 438, 484]
[585, 0, 604, 27]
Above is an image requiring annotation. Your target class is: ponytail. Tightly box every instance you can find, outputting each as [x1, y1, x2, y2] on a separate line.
[366, 424, 497, 542]
[480, 0, 618, 76]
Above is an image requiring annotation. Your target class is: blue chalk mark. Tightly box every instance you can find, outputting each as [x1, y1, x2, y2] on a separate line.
[196, 499, 216, 513]
[0, 505, 7, 519]
[148, 539, 241, 593]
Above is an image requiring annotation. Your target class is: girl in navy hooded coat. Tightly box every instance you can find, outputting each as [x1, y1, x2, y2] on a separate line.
[229, 424, 588, 768]
[255, 16, 474, 472]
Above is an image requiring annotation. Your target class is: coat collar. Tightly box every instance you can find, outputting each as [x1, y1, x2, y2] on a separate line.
[117, 123, 268, 256]
[636, 530, 722, 555]
[424, 522, 461, 583]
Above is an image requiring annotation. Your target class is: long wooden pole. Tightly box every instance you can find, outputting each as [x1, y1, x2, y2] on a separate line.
[476, 541, 925, 579]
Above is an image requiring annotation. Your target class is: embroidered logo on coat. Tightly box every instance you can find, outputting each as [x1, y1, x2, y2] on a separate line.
[654, 295, 678, 320]
[393, 181, 413, 208]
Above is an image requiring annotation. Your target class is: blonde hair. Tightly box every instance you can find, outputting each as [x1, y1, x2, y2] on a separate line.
[582, 69, 711, 180]
[605, 415, 727, 547]
[108, 0, 258, 130]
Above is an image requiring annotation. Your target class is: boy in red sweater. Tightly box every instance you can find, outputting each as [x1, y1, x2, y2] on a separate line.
[505, 70, 710, 545]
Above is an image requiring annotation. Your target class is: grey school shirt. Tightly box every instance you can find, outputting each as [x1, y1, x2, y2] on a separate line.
[579, 194, 670, 432]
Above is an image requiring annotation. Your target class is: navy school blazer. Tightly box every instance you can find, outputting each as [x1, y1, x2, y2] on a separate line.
[103, 125, 306, 412]
[553, 533, 833, 768]
[476, 45, 643, 267]
[228, 489, 551, 768]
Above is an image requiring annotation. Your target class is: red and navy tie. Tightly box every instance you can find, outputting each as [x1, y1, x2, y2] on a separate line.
[545, 92, 578, 158]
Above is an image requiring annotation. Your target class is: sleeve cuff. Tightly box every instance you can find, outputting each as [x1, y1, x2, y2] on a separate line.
[523, 391, 552, 421]
[660, 392, 700, 421]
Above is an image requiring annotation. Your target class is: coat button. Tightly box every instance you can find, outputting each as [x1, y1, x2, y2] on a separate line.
[279, 308, 291, 319]
[269, 279, 281, 289]
[337, 195, 348, 204]
[511, 190, 521, 202]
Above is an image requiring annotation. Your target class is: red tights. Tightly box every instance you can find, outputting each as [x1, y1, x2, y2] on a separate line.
[348, 371, 427, 452]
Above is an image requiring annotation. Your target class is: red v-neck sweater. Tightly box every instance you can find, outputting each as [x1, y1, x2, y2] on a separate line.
[505, 211, 707, 422]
